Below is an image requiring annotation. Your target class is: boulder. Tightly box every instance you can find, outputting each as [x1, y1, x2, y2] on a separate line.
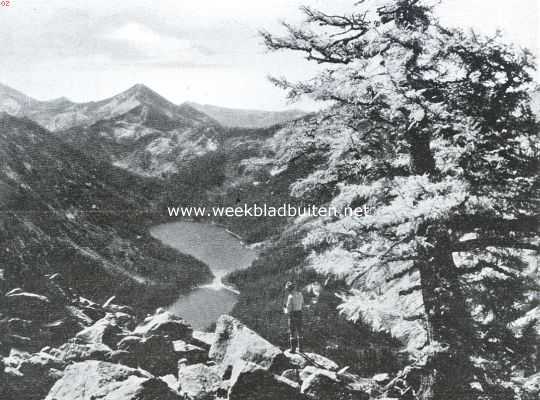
[523, 372, 540, 399]
[284, 349, 339, 371]
[1, 352, 64, 400]
[76, 296, 106, 321]
[110, 349, 139, 368]
[64, 305, 95, 326]
[117, 335, 144, 352]
[300, 367, 372, 400]
[3, 290, 52, 321]
[134, 310, 192, 341]
[6, 314, 84, 352]
[191, 330, 217, 350]
[138, 335, 178, 376]
[177, 363, 221, 400]
[44, 360, 181, 400]
[209, 315, 290, 375]
[118, 335, 178, 376]
[114, 312, 137, 331]
[228, 361, 304, 400]
[18, 351, 65, 373]
[102, 296, 136, 315]
[75, 315, 123, 348]
[173, 340, 208, 364]
[282, 368, 301, 383]
[43, 317, 89, 347]
[44, 341, 112, 364]
[373, 372, 392, 385]
[160, 374, 179, 392]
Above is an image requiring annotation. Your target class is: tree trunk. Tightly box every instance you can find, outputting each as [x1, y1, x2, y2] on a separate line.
[407, 121, 475, 399]
[416, 228, 476, 400]
[406, 128, 435, 175]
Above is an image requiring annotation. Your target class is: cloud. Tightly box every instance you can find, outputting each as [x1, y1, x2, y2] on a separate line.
[98, 22, 217, 67]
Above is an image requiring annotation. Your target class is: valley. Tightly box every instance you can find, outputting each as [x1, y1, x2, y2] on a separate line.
[0, 75, 538, 399]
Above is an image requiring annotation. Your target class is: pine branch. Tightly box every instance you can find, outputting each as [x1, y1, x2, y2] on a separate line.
[386, 263, 418, 282]
[453, 238, 540, 252]
[450, 215, 539, 235]
[458, 261, 520, 279]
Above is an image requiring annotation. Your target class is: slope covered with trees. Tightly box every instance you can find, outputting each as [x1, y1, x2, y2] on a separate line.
[240, 0, 540, 398]
[0, 113, 212, 312]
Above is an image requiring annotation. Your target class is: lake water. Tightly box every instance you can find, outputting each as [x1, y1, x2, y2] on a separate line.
[150, 221, 257, 329]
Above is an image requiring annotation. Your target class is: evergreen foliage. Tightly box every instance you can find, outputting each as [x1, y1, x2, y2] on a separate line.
[261, 0, 539, 397]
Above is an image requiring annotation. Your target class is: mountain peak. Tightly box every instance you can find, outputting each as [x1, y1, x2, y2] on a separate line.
[111, 84, 177, 112]
[124, 83, 159, 98]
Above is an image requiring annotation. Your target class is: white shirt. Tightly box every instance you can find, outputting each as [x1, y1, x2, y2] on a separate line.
[285, 291, 304, 314]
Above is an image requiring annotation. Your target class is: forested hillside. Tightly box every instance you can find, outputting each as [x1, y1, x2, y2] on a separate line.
[225, 0, 540, 398]
[0, 1, 538, 398]
[0, 113, 212, 311]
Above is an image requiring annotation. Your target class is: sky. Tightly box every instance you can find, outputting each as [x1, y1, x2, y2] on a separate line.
[0, 0, 537, 111]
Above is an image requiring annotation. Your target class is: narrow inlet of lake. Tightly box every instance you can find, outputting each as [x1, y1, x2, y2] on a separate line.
[150, 221, 257, 329]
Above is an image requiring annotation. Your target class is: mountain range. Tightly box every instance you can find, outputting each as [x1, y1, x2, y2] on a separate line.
[0, 83, 307, 131]
[1, 81, 538, 373]
[0, 82, 305, 308]
[0, 83, 214, 131]
[0, 83, 304, 177]
[186, 102, 307, 128]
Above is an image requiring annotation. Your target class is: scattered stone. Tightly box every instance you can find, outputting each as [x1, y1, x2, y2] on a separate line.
[284, 349, 339, 371]
[64, 304, 94, 326]
[103, 296, 136, 316]
[191, 330, 217, 350]
[118, 334, 178, 376]
[137, 335, 178, 376]
[228, 361, 304, 400]
[75, 315, 123, 348]
[117, 335, 144, 353]
[102, 295, 117, 309]
[109, 350, 138, 368]
[113, 312, 136, 331]
[160, 374, 179, 393]
[18, 351, 65, 373]
[134, 310, 192, 341]
[523, 372, 540, 399]
[44, 341, 112, 364]
[373, 372, 392, 385]
[209, 315, 290, 376]
[44, 360, 181, 400]
[3, 290, 52, 321]
[173, 340, 207, 364]
[301, 367, 370, 400]
[1, 352, 64, 400]
[177, 363, 221, 400]
[282, 368, 301, 383]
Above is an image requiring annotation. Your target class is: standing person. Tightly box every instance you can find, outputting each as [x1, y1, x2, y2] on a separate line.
[284, 281, 304, 353]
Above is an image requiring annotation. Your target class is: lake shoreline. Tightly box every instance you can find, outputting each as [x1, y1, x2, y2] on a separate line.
[149, 221, 258, 329]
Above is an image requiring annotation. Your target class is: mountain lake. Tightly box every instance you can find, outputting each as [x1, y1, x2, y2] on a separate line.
[150, 221, 257, 329]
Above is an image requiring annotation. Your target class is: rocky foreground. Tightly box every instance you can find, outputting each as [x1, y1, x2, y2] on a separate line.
[1, 274, 538, 400]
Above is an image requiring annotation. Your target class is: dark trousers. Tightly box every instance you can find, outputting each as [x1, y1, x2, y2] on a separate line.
[288, 311, 303, 339]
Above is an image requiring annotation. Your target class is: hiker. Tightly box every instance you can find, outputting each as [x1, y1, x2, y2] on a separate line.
[284, 281, 304, 353]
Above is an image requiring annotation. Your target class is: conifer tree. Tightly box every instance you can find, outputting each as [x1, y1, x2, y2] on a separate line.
[262, 1, 539, 398]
